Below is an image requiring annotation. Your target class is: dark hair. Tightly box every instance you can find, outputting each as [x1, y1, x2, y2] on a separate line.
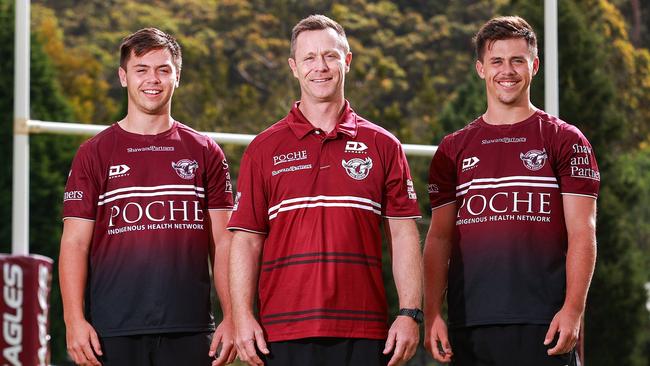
[119, 28, 182, 71]
[473, 16, 537, 61]
[290, 14, 349, 58]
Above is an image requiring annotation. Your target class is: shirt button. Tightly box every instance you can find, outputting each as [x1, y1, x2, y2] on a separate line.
[314, 130, 321, 135]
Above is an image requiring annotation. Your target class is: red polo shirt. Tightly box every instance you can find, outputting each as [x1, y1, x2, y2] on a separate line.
[228, 101, 421, 341]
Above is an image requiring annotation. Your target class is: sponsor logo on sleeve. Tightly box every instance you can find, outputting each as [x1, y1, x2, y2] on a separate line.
[273, 150, 308, 166]
[570, 144, 600, 180]
[108, 164, 130, 179]
[63, 190, 84, 202]
[406, 179, 417, 200]
[342, 157, 373, 180]
[345, 141, 368, 153]
[233, 192, 242, 211]
[520, 149, 548, 171]
[461, 157, 480, 172]
[172, 159, 199, 179]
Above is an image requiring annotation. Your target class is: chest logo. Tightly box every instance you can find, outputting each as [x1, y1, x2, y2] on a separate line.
[172, 159, 199, 179]
[342, 157, 373, 180]
[345, 141, 368, 153]
[108, 164, 130, 179]
[462, 156, 480, 171]
[520, 149, 548, 171]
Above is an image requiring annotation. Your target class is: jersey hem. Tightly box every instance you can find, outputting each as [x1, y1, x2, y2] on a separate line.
[449, 317, 553, 329]
[227, 226, 268, 235]
[431, 201, 456, 211]
[266, 329, 388, 342]
[381, 215, 422, 220]
[208, 207, 234, 211]
[97, 324, 215, 337]
[560, 192, 598, 199]
[62, 216, 96, 222]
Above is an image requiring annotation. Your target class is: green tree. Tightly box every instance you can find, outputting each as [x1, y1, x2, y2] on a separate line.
[0, 0, 80, 362]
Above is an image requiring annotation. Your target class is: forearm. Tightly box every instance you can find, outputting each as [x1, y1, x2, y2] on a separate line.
[423, 235, 451, 318]
[563, 232, 596, 314]
[59, 241, 89, 325]
[229, 233, 263, 319]
[388, 219, 422, 309]
[214, 236, 233, 318]
[423, 204, 456, 320]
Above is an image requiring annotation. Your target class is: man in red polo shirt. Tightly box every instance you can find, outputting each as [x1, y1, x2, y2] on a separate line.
[228, 14, 423, 366]
[423, 16, 599, 366]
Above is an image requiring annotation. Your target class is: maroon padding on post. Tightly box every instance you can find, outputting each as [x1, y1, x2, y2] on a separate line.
[0, 254, 53, 366]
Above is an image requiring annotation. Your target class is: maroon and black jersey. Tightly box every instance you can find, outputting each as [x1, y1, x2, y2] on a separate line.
[428, 110, 599, 328]
[62, 122, 233, 337]
[228, 102, 421, 342]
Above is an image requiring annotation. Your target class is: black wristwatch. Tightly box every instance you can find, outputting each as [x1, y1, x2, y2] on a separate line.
[398, 308, 424, 324]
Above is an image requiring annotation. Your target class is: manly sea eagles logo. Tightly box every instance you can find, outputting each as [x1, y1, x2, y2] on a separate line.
[342, 157, 373, 180]
[172, 159, 199, 179]
[520, 148, 548, 171]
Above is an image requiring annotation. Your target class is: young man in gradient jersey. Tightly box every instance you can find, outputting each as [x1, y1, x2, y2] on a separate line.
[424, 16, 599, 366]
[228, 15, 423, 366]
[59, 28, 236, 366]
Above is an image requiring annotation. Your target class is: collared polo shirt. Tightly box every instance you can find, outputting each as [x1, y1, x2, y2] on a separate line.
[228, 101, 421, 341]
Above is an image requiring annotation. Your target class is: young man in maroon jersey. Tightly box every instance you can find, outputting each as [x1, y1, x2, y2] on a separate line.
[423, 16, 599, 366]
[228, 15, 423, 366]
[59, 28, 236, 366]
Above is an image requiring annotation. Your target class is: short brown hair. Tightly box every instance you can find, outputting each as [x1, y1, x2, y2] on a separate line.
[120, 28, 182, 71]
[473, 16, 537, 61]
[290, 14, 349, 58]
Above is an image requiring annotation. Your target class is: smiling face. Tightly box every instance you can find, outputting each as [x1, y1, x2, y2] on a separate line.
[476, 37, 539, 108]
[288, 28, 352, 105]
[118, 48, 180, 117]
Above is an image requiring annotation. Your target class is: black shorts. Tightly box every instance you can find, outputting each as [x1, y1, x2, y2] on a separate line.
[449, 324, 579, 366]
[262, 337, 390, 366]
[99, 332, 213, 366]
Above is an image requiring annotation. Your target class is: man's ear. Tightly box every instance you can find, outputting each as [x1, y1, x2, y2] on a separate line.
[475, 59, 486, 79]
[118, 67, 127, 87]
[288, 58, 299, 79]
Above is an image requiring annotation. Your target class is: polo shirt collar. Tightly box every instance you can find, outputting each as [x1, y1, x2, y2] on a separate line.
[288, 100, 358, 139]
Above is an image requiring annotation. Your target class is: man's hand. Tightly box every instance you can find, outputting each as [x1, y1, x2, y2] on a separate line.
[424, 314, 453, 363]
[65, 318, 102, 366]
[383, 316, 419, 366]
[544, 306, 582, 355]
[210, 317, 237, 365]
[234, 314, 269, 366]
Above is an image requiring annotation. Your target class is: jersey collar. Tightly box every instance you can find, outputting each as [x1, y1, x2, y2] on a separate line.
[288, 100, 358, 139]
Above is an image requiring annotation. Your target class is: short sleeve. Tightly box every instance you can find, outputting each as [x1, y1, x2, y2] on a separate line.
[227, 149, 269, 234]
[62, 143, 100, 221]
[381, 138, 421, 219]
[205, 139, 234, 210]
[428, 136, 458, 210]
[554, 126, 600, 198]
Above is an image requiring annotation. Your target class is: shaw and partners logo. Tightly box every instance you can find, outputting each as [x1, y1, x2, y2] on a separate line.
[63, 190, 84, 202]
[3, 263, 23, 365]
[273, 150, 308, 166]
